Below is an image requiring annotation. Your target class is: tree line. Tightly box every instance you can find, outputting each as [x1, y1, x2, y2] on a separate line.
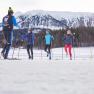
[0, 27, 94, 48]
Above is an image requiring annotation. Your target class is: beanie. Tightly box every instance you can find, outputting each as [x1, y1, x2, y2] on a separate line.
[8, 7, 14, 15]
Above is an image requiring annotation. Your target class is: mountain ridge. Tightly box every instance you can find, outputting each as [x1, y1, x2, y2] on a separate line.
[4, 10, 94, 30]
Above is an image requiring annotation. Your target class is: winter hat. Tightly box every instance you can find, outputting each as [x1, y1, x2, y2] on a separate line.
[8, 7, 14, 15]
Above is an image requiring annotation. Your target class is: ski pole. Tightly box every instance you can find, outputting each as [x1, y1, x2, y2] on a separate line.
[18, 46, 20, 59]
[73, 46, 75, 60]
[12, 47, 15, 58]
[41, 44, 42, 59]
[62, 47, 63, 60]
[90, 46, 93, 59]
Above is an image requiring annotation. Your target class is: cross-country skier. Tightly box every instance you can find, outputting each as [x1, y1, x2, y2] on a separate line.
[26, 28, 35, 59]
[1, 7, 19, 59]
[44, 30, 54, 60]
[63, 30, 73, 60]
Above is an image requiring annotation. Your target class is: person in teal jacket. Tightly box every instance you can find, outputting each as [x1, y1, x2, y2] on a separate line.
[44, 30, 54, 60]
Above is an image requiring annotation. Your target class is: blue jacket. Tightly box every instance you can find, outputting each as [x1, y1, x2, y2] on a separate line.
[2, 15, 18, 31]
[63, 34, 73, 45]
[26, 32, 35, 45]
[45, 33, 54, 45]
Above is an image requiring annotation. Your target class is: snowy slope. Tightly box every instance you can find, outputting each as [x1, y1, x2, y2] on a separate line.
[0, 47, 94, 60]
[0, 47, 94, 94]
[19, 10, 94, 20]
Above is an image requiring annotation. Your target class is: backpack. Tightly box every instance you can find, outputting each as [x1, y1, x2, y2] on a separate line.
[3, 15, 13, 31]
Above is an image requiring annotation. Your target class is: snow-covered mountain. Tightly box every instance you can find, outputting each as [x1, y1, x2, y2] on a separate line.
[1, 10, 94, 30]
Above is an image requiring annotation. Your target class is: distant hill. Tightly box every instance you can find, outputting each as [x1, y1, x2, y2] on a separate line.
[14, 10, 94, 30]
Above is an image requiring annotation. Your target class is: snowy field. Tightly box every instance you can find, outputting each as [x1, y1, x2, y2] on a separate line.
[0, 47, 94, 94]
[0, 47, 94, 60]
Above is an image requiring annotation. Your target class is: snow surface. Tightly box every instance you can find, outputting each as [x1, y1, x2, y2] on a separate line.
[0, 47, 94, 94]
[0, 47, 94, 60]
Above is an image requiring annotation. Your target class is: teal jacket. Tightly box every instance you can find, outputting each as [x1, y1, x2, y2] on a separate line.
[45, 33, 54, 45]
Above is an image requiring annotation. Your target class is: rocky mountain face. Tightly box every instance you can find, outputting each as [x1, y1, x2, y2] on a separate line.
[15, 10, 94, 29]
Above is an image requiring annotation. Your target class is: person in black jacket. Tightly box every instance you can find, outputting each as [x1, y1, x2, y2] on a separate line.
[26, 28, 35, 59]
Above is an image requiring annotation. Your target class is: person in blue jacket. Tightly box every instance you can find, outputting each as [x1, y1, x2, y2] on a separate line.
[1, 7, 19, 59]
[44, 30, 54, 60]
[26, 28, 34, 59]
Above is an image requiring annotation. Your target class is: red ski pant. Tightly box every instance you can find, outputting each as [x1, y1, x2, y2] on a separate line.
[64, 44, 72, 58]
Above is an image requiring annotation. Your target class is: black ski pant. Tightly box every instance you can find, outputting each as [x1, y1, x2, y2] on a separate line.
[27, 44, 33, 59]
[45, 44, 51, 54]
[2, 30, 12, 58]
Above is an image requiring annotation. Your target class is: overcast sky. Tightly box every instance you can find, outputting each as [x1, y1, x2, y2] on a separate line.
[0, 0, 94, 21]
